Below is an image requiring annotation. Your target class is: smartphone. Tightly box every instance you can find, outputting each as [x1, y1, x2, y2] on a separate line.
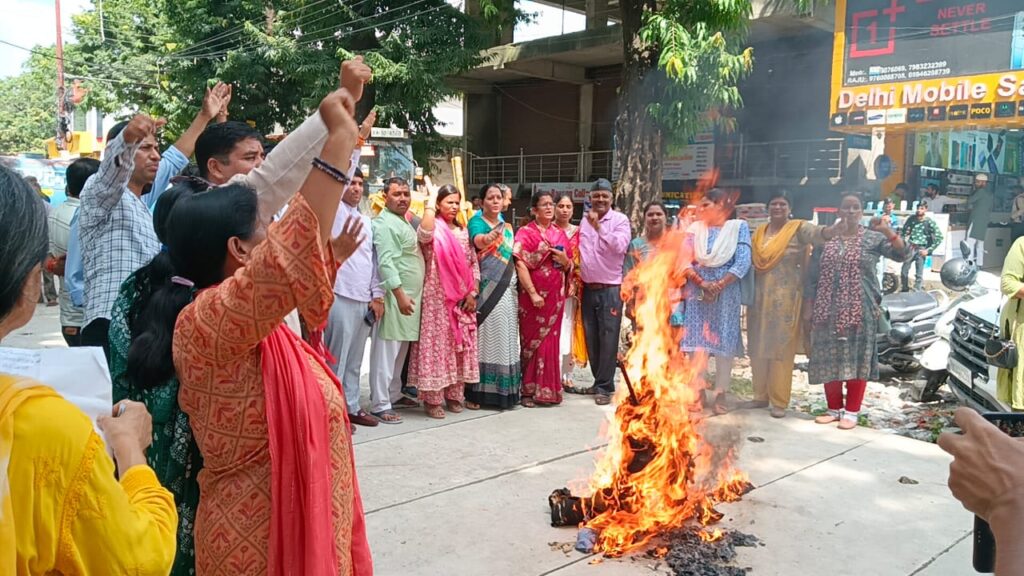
[363, 307, 377, 327]
[553, 244, 565, 269]
[973, 413, 1024, 572]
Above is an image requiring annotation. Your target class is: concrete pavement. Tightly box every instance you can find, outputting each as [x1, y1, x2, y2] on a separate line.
[7, 304, 974, 575]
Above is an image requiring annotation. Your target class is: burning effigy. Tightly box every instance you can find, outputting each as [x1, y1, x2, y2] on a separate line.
[548, 192, 753, 561]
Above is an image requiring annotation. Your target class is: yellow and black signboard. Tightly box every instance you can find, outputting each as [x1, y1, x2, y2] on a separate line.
[830, 0, 1024, 132]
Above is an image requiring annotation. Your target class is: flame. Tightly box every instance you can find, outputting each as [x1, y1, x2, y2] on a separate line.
[577, 173, 747, 556]
[698, 529, 724, 543]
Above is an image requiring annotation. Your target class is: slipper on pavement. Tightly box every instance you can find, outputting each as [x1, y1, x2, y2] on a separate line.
[393, 397, 419, 409]
[349, 410, 380, 427]
[371, 409, 403, 424]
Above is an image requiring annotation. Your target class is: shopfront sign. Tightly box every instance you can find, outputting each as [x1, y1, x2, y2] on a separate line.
[829, 0, 1024, 132]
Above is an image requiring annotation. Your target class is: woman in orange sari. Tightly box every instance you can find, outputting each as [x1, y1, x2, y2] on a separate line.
[130, 83, 372, 575]
[514, 190, 572, 407]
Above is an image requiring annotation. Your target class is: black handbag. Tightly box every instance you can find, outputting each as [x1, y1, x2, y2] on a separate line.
[986, 301, 1020, 370]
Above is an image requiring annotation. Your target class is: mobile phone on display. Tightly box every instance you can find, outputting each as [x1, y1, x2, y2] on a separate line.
[973, 413, 1024, 572]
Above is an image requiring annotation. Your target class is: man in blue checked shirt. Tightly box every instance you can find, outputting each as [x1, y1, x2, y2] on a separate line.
[75, 84, 231, 358]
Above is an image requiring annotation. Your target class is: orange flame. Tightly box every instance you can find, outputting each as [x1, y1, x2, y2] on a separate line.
[698, 529, 724, 543]
[577, 174, 747, 555]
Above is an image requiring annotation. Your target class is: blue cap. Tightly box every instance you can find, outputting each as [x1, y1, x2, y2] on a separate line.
[591, 178, 612, 192]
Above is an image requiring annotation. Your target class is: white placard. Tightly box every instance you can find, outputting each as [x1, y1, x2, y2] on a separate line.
[0, 347, 112, 436]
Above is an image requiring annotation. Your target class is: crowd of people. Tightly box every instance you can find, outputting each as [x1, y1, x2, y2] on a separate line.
[5, 53, 1024, 576]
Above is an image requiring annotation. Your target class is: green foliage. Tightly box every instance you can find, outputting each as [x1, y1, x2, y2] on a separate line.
[632, 0, 754, 147]
[70, 0, 495, 166]
[0, 46, 114, 155]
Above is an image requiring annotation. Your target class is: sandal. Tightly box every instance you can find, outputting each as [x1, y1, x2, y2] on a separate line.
[465, 401, 480, 410]
[371, 409, 403, 424]
[446, 400, 465, 413]
[521, 398, 537, 408]
[815, 411, 840, 425]
[393, 397, 419, 409]
[594, 394, 611, 406]
[425, 404, 446, 419]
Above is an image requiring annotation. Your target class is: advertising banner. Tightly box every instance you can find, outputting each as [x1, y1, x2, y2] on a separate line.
[830, 0, 1024, 132]
[531, 182, 592, 204]
[663, 133, 715, 180]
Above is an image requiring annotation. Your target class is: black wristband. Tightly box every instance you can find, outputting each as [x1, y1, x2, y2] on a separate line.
[312, 157, 351, 185]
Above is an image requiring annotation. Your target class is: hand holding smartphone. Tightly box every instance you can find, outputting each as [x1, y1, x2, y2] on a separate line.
[973, 413, 1024, 573]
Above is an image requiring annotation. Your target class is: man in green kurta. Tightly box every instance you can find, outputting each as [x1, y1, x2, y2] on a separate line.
[368, 177, 425, 423]
[967, 172, 994, 267]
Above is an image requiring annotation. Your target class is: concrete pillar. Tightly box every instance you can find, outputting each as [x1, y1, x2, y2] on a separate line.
[586, 0, 608, 30]
[579, 83, 594, 179]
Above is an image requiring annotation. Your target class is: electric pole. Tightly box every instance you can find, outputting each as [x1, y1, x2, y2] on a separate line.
[55, 0, 68, 151]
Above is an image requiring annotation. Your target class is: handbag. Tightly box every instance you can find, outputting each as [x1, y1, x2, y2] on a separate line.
[986, 300, 1021, 370]
[740, 268, 755, 308]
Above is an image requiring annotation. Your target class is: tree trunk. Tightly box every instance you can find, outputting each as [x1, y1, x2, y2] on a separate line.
[615, 0, 664, 229]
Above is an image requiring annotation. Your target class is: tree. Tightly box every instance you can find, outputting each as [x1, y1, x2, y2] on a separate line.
[615, 0, 812, 225]
[0, 46, 114, 155]
[70, 0, 498, 168]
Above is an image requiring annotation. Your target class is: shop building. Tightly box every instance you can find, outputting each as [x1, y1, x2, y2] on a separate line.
[453, 0, 853, 215]
[828, 0, 1024, 268]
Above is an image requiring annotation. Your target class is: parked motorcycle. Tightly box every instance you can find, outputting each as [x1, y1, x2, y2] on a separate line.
[916, 242, 1000, 401]
[876, 289, 948, 374]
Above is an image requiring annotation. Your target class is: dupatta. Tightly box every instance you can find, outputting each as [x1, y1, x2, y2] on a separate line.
[433, 223, 477, 348]
[261, 325, 373, 576]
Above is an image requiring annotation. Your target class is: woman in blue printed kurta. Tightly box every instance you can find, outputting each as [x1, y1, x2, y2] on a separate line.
[680, 189, 752, 415]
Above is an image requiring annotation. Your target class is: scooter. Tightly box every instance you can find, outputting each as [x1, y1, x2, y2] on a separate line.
[876, 289, 949, 374]
[916, 244, 1001, 401]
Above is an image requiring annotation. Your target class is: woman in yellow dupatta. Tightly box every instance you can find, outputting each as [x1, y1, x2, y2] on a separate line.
[745, 192, 832, 418]
[0, 163, 176, 575]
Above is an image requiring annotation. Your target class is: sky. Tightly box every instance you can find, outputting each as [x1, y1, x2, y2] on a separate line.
[0, 0, 585, 79]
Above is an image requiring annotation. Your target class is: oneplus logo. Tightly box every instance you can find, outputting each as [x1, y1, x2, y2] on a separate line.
[849, 0, 906, 58]
[928, 106, 947, 121]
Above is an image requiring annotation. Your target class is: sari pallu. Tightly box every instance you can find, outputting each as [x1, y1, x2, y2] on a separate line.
[514, 222, 570, 405]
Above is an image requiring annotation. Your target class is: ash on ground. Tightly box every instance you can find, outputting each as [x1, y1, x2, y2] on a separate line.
[651, 529, 762, 576]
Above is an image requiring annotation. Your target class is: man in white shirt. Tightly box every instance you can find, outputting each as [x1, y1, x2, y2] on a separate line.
[324, 168, 385, 427]
[46, 158, 99, 346]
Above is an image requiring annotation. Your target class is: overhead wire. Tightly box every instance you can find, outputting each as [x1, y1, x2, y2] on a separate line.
[166, 0, 345, 58]
[173, 0, 443, 61]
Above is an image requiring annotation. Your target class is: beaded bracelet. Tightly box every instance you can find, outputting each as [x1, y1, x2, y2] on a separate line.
[312, 157, 351, 185]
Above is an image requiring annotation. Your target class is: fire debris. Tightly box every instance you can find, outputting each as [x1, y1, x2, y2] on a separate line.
[656, 528, 763, 576]
[549, 195, 757, 558]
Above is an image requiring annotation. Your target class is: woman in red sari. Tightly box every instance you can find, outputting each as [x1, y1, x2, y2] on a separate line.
[514, 190, 571, 407]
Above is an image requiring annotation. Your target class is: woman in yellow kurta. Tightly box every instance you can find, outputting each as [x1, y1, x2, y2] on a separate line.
[0, 162, 177, 575]
[746, 193, 828, 418]
[997, 236, 1024, 410]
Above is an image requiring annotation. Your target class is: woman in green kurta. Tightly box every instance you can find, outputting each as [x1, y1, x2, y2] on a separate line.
[997, 237, 1024, 410]
[745, 193, 826, 419]
[111, 265, 202, 576]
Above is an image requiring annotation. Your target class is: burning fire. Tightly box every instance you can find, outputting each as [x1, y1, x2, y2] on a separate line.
[576, 170, 749, 556]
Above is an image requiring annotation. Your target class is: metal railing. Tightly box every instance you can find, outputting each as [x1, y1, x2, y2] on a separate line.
[467, 137, 846, 185]
[717, 137, 846, 181]
[468, 149, 614, 185]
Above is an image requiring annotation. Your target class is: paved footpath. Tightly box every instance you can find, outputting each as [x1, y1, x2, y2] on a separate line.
[10, 305, 972, 575]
